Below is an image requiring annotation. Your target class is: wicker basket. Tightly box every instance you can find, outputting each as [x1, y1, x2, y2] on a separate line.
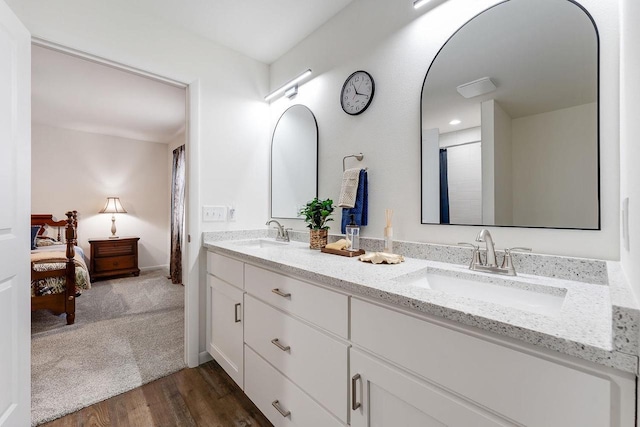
[309, 229, 328, 250]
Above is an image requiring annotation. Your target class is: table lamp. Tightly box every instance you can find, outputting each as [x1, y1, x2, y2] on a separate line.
[100, 197, 127, 238]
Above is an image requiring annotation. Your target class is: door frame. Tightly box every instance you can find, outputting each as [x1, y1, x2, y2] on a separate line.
[31, 37, 201, 367]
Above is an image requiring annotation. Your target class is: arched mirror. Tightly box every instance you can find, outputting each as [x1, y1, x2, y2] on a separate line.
[421, 0, 599, 229]
[271, 105, 318, 219]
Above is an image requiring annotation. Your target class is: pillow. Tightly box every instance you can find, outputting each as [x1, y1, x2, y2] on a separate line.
[30, 226, 41, 250]
[36, 237, 63, 247]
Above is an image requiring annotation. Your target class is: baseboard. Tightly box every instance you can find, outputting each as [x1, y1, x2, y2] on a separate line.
[199, 351, 213, 365]
[140, 264, 169, 272]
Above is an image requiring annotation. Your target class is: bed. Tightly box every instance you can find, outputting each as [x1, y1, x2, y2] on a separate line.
[31, 211, 91, 325]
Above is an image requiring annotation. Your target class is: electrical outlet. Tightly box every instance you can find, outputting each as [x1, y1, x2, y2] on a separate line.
[203, 205, 227, 222]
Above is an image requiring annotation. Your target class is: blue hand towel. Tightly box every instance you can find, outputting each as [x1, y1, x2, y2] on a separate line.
[341, 169, 368, 233]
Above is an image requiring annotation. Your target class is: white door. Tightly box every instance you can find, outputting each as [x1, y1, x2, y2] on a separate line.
[350, 349, 513, 427]
[0, 1, 31, 426]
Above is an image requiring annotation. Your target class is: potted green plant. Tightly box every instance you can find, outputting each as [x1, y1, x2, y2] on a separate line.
[299, 197, 335, 249]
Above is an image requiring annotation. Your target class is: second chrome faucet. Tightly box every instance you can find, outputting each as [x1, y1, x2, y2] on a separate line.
[459, 229, 531, 276]
[266, 219, 291, 242]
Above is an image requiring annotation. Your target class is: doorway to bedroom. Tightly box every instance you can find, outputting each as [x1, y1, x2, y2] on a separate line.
[29, 43, 189, 425]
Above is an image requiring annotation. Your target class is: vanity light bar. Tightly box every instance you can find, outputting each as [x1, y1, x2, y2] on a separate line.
[264, 69, 312, 102]
[413, 0, 433, 9]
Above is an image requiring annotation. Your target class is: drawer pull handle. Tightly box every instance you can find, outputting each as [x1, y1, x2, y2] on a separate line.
[271, 288, 291, 298]
[352, 374, 362, 410]
[271, 338, 290, 352]
[234, 303, 241, 323]
[271, 400, 291, 418]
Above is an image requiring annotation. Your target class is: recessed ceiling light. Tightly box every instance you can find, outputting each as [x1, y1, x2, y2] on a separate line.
[413, 0, 432, 9]
[449, 119, 461, 125]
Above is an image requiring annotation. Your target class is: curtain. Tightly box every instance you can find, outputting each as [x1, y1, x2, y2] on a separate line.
[170, 145, 186, 285]
[439, 148, 450, 224]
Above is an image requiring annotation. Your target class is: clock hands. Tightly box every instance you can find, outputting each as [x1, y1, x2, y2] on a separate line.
[351, 81, 369, 98]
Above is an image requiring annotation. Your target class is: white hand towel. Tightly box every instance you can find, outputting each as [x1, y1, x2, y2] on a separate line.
[338, 168, 361, 208]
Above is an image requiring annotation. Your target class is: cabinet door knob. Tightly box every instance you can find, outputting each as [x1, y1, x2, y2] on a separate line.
[271, 288, 291, 298]
[271, 338, 291, 352]
[352, 374, 362, 410]
[271, 400, 291, 418]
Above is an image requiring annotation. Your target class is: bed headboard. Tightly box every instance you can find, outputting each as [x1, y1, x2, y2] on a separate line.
[31, 211, 78, 243]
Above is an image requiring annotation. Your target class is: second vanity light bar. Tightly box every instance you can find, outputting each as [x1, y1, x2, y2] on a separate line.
[413, 0, 433, 9]
[264, 69, 312, 102]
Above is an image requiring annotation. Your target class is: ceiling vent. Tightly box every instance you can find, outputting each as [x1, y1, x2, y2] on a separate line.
[456, 77, 496, 98]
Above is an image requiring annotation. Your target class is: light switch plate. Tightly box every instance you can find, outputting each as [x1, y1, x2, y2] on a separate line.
[203, 205, 227, 222]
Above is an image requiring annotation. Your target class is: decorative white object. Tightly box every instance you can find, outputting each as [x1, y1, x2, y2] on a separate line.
[358, 252, 404, 264]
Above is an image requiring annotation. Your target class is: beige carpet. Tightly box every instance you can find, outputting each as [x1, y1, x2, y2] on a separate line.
[31, 269, 186, 426]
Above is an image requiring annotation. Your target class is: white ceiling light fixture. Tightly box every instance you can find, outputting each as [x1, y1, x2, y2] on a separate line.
[449, 119, 461, 125]
[265, 69, 312, 102]
[456, 77, 497, 98]
[413, 0, 433, 9]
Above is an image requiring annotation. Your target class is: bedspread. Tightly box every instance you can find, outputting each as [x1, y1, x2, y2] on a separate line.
[31, 249, 91, 297]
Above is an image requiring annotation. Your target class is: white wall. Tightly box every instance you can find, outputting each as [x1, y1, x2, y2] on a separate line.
[31, 124, 170, 269]
[620, 0, 640, 295]
[269, 0, 620, 260]
[512, 103, 598, 228]
[421, 128, 440, 223]
[493, 101, 513, 226]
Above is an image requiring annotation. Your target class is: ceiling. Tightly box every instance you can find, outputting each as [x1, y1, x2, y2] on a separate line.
[109, 0, 354, 64]
[32, 45, 187, 143]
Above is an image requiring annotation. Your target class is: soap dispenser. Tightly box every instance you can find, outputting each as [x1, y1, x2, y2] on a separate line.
[345, 214, 360, 251]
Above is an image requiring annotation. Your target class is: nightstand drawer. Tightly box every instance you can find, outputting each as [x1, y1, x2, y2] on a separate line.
[94, 255, 136, 273]
[93, 241, 135, 257]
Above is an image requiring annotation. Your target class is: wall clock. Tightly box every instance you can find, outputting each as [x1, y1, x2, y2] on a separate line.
[340, 70, 375, 115]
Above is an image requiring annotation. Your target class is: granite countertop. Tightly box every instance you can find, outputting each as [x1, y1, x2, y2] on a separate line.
[203, 231, 639, 374]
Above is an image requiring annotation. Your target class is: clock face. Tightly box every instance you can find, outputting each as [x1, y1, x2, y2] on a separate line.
[341, 71, 375, 115]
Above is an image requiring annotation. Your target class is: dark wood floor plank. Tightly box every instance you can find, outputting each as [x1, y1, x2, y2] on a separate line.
[78, 399, 111, 427]
[39, 361, 273, 427]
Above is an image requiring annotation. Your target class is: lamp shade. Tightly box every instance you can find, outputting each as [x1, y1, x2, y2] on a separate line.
[100, 197, 127, 214]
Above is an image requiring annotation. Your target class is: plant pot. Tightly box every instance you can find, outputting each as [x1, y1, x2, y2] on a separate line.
[309, 229, 328, 250]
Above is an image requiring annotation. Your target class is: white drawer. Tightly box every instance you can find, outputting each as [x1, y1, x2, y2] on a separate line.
[245, 345, 344, 427]
[351, 298, 624, 427]
[244, 264, 348, 338]
[207, 251, 243, 289]
[244, 295, 348, 423]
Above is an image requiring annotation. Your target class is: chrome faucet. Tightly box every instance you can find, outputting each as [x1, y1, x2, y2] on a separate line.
[476, 229, 498, 267]
[266, 219, 290, 242]
[459, 229, 531, 276]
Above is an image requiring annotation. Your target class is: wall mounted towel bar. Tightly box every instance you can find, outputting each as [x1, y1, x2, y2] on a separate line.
[343, 153, 364, 171]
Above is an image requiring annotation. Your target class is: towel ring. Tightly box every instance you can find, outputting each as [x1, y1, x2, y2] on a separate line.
[343, 153, 364, 171]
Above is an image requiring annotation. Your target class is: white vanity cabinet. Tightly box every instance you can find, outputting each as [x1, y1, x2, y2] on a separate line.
[206, 247, 637, 427]
[206, 252, 245, 388]
[207, 250, 349, 426]
[350, 297, 636, 427]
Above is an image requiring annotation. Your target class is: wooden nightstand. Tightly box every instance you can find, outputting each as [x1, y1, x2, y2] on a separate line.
[89, 237, 140, 281]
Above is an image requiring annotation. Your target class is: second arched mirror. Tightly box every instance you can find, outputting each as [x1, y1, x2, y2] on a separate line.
[421, 0, 599, 229]
[271, 105, 318, 219]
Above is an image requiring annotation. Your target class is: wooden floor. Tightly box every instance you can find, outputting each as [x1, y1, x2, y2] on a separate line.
[41, 361, 273, 427]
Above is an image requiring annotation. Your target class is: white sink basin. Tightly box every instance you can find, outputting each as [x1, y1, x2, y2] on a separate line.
[232, 238, 290, 249]
[407, 272, 566, 317]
